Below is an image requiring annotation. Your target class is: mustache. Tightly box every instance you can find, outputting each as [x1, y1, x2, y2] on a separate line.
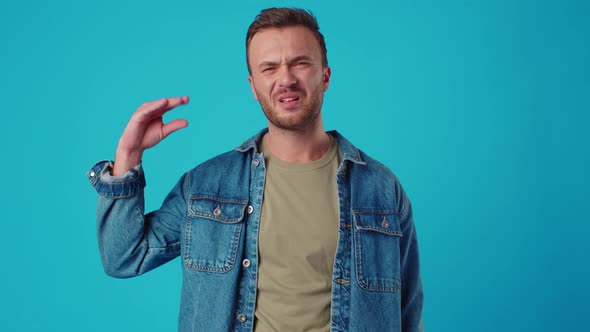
[273, 88, 303, 99]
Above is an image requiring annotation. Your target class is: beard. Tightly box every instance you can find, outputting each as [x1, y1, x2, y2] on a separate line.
[256, 85, 324, 131]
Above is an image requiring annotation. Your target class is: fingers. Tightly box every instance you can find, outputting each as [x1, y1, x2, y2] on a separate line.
[134, 96, 190, 122]
[162, 96, 189, 110]
[161, 119, 189, 139]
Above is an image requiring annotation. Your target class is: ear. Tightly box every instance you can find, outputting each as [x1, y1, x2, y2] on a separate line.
[248, 76, 259, 101]
[322, 66, 331, 91]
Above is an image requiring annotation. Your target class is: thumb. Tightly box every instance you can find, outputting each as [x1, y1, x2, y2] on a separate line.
[161, 119, 189, 139]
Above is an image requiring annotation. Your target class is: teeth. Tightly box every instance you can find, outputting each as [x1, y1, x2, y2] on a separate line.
[281, 97, 298, 102]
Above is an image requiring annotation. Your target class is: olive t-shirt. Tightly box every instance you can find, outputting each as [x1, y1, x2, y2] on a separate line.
[254, 134, 341, 332]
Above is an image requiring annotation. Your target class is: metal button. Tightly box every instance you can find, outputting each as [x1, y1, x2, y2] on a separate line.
[242, 259, 251, 268]
[382, 217, 389, 229]
[237, 314, 247, 323]
[252, 159, 260, 167]
[247, 205, 254, 214]
[213, 207, 222, 216]
[335, 278, 350, 284]
[89, 171, 95, 177]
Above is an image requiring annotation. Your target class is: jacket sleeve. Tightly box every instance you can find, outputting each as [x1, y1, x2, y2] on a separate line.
[397, 182, 424, 332]
[87, 160, 186, 278]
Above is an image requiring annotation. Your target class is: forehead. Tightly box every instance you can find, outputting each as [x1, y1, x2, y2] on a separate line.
[248, 26, 322, 63]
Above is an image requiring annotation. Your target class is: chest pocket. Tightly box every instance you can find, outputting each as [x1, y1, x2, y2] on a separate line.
[184, 196, 247, 273]
[352, 210, 402, 292]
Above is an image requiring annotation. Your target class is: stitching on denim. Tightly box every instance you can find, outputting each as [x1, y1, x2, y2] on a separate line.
[357, 226, 403, 237]
[352, 209, 397, 215]
[189, 211, 244, 224]
[183, 172, 192, 270]
[190, 195, 248, 205]
[353, 213, 401, 293]
[147, 241, 180, 252]
[183, 211, 192, 269]
[183, 218, 243, 273]
[188, 199, 247, 223]
[97, 192, 139, 199]
[353, 211, 403, 236]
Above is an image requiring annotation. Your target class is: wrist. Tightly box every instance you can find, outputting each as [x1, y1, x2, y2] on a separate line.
[113, 150, 142, 176]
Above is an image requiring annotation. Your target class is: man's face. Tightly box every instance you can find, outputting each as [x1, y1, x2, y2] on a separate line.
[247, 26, 331, 132]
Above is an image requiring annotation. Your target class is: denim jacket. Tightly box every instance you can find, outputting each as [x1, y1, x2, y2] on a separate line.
[87, 129, 423, 332]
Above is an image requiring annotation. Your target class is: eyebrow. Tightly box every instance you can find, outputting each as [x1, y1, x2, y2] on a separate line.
[257, 55, 315, 69]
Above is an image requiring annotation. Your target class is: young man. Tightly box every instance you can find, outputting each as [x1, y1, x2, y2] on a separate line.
[88, 8, 423, 332]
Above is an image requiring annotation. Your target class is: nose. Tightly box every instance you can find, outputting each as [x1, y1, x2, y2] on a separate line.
[277, 65, 297, 88]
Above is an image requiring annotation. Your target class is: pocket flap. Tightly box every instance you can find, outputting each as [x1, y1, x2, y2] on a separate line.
[189, 196, 247, 224]
[353, 211, 402, 236]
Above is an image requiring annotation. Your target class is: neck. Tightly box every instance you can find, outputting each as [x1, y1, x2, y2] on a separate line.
[264, 119, 330, 163]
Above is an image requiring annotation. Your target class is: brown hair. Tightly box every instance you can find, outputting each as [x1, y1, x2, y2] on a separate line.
[246, 7, 328, 73]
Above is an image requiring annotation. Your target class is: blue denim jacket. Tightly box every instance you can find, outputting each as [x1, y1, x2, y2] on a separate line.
[87, 129, 423, 332]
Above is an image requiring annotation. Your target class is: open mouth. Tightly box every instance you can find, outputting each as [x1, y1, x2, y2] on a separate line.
[279, 97, 301, 103]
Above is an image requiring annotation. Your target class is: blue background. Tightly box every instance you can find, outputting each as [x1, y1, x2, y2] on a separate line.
[1, 0, 588, 331]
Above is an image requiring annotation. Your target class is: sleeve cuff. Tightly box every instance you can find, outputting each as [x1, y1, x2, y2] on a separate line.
[87, 160, 146, 198]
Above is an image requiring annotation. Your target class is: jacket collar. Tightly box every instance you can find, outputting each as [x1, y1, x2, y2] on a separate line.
[236, 128, 366, 165]
[235, 128, 268, 153]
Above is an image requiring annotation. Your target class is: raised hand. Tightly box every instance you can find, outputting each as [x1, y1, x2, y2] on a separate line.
[112, 96, 190, 176]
